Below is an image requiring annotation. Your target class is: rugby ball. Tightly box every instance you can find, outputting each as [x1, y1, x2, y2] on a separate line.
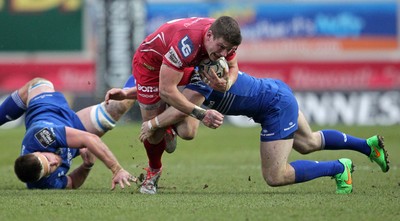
[198, 57, 229, 78]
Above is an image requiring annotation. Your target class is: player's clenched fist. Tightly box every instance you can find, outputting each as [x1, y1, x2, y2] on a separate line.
[201, 109, 224, 129]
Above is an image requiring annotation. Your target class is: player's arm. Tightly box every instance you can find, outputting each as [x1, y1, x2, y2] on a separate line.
[152, 88, 205, 127]
[66, 148, 96, 189]
[105, 75, 138, 104]
[139, 88, 206, 142]
[105, 87, 137, 104]
[205, 55, 238, 92]
[159, 64, 223, 128]
[226, 55, 239, 88]
[64, 127, 136, 190]
[159, 64, 197, 114]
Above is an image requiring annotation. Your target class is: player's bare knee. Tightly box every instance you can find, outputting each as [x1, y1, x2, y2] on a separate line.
[30, 77, 47, 85]
[293, 138, 321, 154]
[177, 129, 196, 140]
[175, 121, 198, 140]
[295, 146, 314, 155]
[104, 99, 134, 121]
[262, 170, 286, 187]
[25, 79, 55, 103]
[264, 176, 285, 187]
[28, 78, 54, 92]
[90, 102, 117, 133]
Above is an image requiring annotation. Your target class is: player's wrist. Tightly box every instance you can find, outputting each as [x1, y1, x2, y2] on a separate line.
[82, 163, 94, 170]
[225, 78, 232, 91]
[110, 164, 122, 175]
[147, 120, 154, 131]
[147, 116, 161, 131]
[190, 105, 206, 121]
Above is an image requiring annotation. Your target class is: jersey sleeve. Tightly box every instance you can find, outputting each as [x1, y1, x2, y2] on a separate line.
[184, 70, 214, 99]
[26, 169, 68, 189]
[21, 125, 67, 154]
[163, 29, 204, 71]
[163, 45, 184, 71]
[21, 125, 75, 189]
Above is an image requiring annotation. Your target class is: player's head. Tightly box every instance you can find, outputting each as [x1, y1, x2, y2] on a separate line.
[206, 16, 242, 60]
[14, 152, 60, 183]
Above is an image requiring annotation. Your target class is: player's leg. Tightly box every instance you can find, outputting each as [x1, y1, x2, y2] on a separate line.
[26, 78, 55, 102]
[163, 87, 205, 153]
[259, 82, 353, 193]
[0, 78, 54, 126]
[138, 101, 168, 194]
[174, 116, 200, 140]
[174, 87, 204, 139]
[259, 139, 296, 186]
[76, 99, 135, 137]
[292, 111, 323, 154]
[124, 67, 167, 194]
[163, 113, 200, 154]
[293, 110, 389, 172]
[0, 89, 27, 126]
[76, 75, 136, 137]
[136, 80, 204, 193]
[141, 71, 208, 153]
[260, 138, 353, 194]
[289, 156, 353, 194]
[320, 128, 388, 172]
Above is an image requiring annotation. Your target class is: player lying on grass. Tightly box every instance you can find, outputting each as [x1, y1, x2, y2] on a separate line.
[106, 69, 389, 194]
[0, 77, 137, 189]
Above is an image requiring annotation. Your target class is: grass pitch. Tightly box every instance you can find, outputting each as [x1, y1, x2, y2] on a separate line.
[0, 123, 399, 221]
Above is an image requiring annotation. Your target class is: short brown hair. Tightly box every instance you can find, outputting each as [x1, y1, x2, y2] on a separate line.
[14, 154, 42, 183]
[209, 16, 242, 46]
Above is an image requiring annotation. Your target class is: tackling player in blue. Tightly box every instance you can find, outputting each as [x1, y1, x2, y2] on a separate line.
[0, 77, 137, 189]
[106, 68, 389, 194]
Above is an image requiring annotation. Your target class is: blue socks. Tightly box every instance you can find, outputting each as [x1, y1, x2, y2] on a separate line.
[321, 129, 371, 156]
[290, 160, 344, 183]
[0, 91, 26, 126]
[289, 129, 372, 183]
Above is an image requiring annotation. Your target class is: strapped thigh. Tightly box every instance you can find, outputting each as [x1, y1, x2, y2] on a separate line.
[28, 80, 54, 93]
[90, 102, 117, 133]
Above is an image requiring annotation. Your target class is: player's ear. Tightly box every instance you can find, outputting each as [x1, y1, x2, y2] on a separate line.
[206, 30, 213, 39]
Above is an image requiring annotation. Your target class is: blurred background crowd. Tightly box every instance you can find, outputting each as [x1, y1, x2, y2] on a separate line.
[0, 0, 399, 128]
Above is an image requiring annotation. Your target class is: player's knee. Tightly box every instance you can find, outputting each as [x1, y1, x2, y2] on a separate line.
[105, 99, 134, 121]
[295, 146, 314, 155]
[176, 121, 198, 140]
[28, 78, 54, 92]
[263, 176, 283, 187]
[294, 138, 322, 155]
[90, 102, 117, 133]
[177, 128, 196, 140]
[262, 169, 286, 187]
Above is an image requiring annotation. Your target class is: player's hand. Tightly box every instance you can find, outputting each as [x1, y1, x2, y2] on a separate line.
[201, 109, 224, 129]
[200, 68, 229, 92]
[105, 88, 128, 104]
[111, 169, 137, 190]
[139, 120, 156, 142]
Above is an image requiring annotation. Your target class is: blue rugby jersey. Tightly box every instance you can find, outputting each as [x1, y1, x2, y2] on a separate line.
[186, 71, 281, 117]
[186, 71, 299, 141]
[21, 92, 84, 189]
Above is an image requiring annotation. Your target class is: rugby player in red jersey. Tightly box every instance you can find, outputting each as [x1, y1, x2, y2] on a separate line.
[129, 16, 242, 194]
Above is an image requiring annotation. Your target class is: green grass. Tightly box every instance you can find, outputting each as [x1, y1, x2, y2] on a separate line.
[1, 124, 399, 221]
